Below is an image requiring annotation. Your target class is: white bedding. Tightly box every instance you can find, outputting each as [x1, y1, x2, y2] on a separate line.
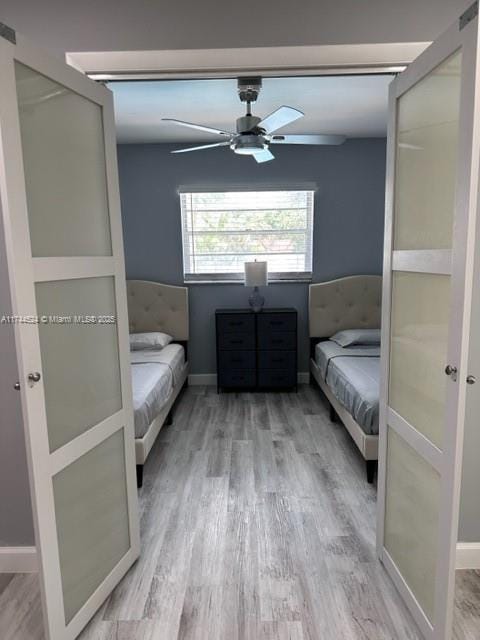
[130, 344, 185, 439]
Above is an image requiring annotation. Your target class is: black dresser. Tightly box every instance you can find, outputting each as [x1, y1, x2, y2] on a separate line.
[215, 308, 297, 392]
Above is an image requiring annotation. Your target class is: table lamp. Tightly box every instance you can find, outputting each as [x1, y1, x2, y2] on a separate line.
[244, 260, 268, 312]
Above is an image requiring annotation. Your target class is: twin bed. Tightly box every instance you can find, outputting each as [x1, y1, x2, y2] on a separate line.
[309, 275, 382, 482]
[127, 280, 189, 487]
[126, 275, 381, 488]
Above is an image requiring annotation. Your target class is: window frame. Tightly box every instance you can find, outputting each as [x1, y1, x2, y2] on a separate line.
[179, 185, 316, 284]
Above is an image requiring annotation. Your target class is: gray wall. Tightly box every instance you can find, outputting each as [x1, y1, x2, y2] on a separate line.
[0, 204, 35, 546]
[1, 1, 469, 56]
[118, 140, 386, 374]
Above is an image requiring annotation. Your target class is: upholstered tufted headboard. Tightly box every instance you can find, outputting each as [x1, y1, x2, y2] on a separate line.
[126, 280, 189, 341]
[309, 275, 382, 338]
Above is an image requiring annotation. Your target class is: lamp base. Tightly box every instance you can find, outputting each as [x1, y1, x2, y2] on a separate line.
[249, 287, 265, 313]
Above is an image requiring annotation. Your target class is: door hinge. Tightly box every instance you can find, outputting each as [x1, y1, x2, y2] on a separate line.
[0, 22, 16, 44]
[460, 2, 478, 30]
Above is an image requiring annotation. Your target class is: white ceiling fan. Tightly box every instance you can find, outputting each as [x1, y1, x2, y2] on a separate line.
[162, 77, 346, 163]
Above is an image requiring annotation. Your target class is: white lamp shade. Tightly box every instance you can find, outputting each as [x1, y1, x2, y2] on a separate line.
[244, 261, 268, 287]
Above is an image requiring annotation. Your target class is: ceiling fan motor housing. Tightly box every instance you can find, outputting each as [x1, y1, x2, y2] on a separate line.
[236, 114, 262, 134]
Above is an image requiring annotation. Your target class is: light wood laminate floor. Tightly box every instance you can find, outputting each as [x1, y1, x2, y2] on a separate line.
[1, 385, 479, 639]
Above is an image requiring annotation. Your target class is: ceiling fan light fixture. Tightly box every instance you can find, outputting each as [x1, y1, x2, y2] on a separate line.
[231, 134, 268, 156]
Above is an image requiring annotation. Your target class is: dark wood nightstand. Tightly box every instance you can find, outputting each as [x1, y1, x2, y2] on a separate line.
[215, 308, 297, 392]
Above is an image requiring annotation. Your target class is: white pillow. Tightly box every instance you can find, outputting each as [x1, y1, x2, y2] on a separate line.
[330, 328, 381, 347]
[129, 332, 173, 351]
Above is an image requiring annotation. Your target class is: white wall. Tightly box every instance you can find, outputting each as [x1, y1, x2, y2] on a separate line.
[0, 0, 470, 57]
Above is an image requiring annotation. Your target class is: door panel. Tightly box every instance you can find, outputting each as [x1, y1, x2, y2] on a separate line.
[52, 429, 130, 624]
[35, 276, 122, 452]
[384, 427, 440, 622]
[389, 272, 450, 449]
[15, 62, 113, 257]
[377, 7, 480, 640]
[0, 30, 139, 640]
[393, 50, 462, 251]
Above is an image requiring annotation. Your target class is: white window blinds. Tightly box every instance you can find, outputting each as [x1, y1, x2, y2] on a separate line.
[180, 190, 314, 282]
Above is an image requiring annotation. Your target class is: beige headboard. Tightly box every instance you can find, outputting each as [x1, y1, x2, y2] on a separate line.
[309, 275, 382, 338]
[126, 280, 189, 341]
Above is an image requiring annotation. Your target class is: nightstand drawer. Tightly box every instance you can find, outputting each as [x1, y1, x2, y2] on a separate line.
[219, 369, 256, 388]
[218, 332, 255, 350]
[258, 370, 296, 388]
[258, 331, 296, 350]
[258, 350, 296, 370]
[217, 314, 255, 334]
[219, 350, 256, 370]
[257, 313, 296, 333]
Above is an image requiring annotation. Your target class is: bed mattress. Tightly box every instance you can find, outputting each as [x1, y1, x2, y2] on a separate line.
[315, 341, 380, 435]
[130, 344, 185, 439]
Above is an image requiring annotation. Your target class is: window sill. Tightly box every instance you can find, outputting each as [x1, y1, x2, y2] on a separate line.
[184, 278, 313, 285]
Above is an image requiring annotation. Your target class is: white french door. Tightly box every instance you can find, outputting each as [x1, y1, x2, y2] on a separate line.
[0, 28, 139, 640]
[377, 3, 480, 639]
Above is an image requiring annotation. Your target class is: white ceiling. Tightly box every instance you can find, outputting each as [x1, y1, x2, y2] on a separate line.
[109, 75, 392, 145]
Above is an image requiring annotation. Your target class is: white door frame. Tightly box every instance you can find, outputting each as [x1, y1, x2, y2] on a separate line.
[65, 42, 430, 80]
[0, 33, 140, 640]
[377, 4, 480, 639]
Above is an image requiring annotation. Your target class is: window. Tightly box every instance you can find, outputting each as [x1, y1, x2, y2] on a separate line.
[180, 189, 314, 282]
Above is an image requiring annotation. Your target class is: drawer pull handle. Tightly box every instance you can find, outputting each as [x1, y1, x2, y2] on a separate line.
[272, 339, 283, 344]
[229, 321, 243, 326]
[272, 358, 283, 363]
[230, 339, 243, 344]
[270, 321, 282, 326]
[231, 359, 242, 363]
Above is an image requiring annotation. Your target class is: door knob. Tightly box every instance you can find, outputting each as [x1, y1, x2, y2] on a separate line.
[13, 381, 20, 390]
[445, 364, 458, 380]
[27, 372, 41, 383]
[466, 375, 476, 385]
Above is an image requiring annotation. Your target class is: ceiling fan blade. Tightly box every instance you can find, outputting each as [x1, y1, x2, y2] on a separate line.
[271, 134, 346, 146]
[171, 141, 231, 154]
[253, 148, 275, 163]
[162, 118, 234, 137]
[258, 106, 304, 134]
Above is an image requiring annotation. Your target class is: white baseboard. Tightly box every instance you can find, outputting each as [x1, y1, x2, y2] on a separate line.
[189, 372, 309, 386]
[0, 546, 37, 573]
[456, 542, 480, 570]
